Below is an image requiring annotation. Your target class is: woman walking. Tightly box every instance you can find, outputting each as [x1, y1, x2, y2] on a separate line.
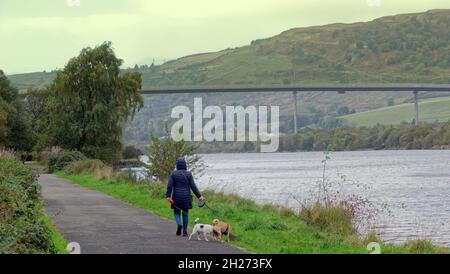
[166, 157, 205, 236]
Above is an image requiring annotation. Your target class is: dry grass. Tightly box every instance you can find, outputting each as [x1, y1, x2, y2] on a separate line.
[38, 146, 62, 164]
[65, 159, 107, 175]
[401, 239, 449, 254]
[299, 203, 355, 236]
[64, 159, 139, 183]
[0, 148, 16, 158]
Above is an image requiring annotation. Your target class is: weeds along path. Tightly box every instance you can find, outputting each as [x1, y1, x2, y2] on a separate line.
[38, 173, 246, 254]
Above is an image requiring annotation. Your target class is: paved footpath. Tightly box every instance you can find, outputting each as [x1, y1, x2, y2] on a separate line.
[39, 173, 246, 254]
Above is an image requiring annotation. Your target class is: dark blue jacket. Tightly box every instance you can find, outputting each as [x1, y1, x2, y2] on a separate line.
[166, 158, 201, 210]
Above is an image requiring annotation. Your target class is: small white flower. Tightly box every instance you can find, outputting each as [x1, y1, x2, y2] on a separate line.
[366, 0, 381, 7]
[66, 0, 81, 7]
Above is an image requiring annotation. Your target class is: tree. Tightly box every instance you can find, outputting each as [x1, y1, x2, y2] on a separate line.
[47, 42, 143, 162]
[337, 106, 350, 116]
[0, 100, 9, 141]
[356, 41, 364, 49]
[23, 88, 52, 151]
[318, 116, 343, 129]
[0, 70, 34, 151]
[146, 128, 203, 182]
[387, 97, 395, 106]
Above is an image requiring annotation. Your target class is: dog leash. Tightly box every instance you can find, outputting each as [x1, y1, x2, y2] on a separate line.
[198, 200, 222, 218]
[199, 200, 233, 240]
[177, 170, 226, 223]
[168, 197, 188, 215]
[204, 202, 219, 215]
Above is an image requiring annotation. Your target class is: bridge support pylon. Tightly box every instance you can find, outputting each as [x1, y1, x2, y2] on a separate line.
[413, 90, 419, 125]
[293, 91, 298, 134]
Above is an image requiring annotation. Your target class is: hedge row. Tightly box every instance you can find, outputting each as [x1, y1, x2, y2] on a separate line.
[0, 156, 56, 253]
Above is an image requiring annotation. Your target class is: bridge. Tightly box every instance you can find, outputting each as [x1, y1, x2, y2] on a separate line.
[141, 84, 450, 133]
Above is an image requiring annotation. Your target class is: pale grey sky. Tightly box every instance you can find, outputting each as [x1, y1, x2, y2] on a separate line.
[1, 0, 449, 74]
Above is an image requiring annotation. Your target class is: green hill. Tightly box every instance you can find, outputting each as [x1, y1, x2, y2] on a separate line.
[342, 96, 450, 126]
[139, 9, 450, 88]
[8, 71, 57, 93]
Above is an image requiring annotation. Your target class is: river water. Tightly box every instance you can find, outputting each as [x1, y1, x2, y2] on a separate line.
[193, 150, 450, 247]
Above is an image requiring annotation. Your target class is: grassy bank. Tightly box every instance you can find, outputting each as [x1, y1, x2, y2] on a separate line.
[342, 96, 450, 127]
[56, 171, 448, 254]
[40, 207, 68, 254]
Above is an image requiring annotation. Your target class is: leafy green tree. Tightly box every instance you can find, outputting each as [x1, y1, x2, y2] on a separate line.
[0, 70, 34, 151]
[47, 42, 143, 162]
[318, 116, 343, 129]
[23, 88, 52, 151]
[337, 106, 350, 116]
[387, 97, 395, 106]
[0, 101, 8, 141]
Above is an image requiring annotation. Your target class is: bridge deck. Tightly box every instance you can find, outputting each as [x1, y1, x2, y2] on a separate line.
[140, 85, 450, 94]
[138, 84, 450, 130]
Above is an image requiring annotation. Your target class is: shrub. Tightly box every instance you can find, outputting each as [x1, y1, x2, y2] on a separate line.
[122, 145, 142, 159]
[64, 159, 107, 175]
[114, 169, 141, 182]
[0, 149, 16, 159]
[402, 239, 445, 254]
[299, 204, 355, 236]
[38, 146, 62, 164]
[0, 156, 56, 253]
[0, 155, 39, 199]
[146, 129, 204, 181]
[64, 158, 142, 183]
[296, 152, 376, 236]
[48, 150, 86, 173]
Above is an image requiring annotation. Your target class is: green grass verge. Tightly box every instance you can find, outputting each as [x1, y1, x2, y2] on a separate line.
[39, 205, 68, 254]
[55, 171, 448, 254]
[342, 96, 450, 127]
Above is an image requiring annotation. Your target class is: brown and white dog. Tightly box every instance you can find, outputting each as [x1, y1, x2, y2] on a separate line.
[189, 218, 217, 241]
[212, 219, 232, 242]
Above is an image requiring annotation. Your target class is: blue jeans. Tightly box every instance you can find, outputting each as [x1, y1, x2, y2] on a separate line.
[174, 208, 189, 233]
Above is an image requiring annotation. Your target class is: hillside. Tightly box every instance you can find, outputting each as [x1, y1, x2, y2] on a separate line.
[8, 71, 56, 93]
[140, 9, 450, 88]
[6, 9, 450, 143]
[342, 96, 450, 127]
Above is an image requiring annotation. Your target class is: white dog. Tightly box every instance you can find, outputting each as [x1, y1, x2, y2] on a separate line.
[189, 218, 216, 241]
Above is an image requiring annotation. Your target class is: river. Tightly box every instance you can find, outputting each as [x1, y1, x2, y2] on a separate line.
[193, 150, 450, 247]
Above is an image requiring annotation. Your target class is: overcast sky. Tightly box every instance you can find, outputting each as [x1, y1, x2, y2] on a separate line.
[1, 0, 449, 74]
